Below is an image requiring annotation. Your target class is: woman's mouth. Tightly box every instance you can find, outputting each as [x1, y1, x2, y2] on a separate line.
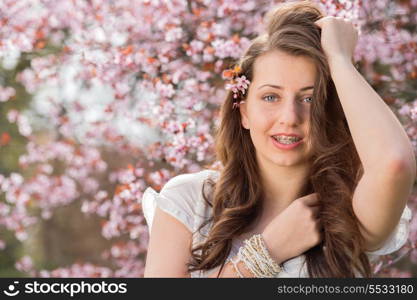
[271, 135, 303, 150]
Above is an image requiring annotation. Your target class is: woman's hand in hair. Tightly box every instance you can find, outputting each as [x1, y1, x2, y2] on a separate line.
[314, 16, 358, 66]
[261, 193, 323, 264]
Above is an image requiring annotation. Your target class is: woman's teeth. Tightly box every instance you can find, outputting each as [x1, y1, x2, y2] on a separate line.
[272, 135, 301, 144]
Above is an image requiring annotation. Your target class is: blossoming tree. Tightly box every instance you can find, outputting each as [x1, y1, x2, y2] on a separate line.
[0, 0, 416, 277]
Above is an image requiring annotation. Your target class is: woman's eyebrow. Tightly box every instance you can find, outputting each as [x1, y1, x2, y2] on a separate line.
[257, 84, 314, 91]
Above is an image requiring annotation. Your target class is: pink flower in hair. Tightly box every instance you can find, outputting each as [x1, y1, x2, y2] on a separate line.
[222, 65, 251, 106]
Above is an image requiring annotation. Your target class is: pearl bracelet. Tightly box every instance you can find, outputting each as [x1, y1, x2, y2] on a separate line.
[237, 234, 283, 278]
[255, 234, 283, 274]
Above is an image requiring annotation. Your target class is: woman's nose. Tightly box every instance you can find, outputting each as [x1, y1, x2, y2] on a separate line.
[279, 99, 303, 126]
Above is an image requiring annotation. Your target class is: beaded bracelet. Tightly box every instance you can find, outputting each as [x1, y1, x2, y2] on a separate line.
[255, 234, 282, 274]
[237, 234, 283, 278]
[257, 234, 283, 275]
[241, 238, 266, 277]
[239, 246, 264, 277]
[240, 240, 270, 277]
[254, 234, 283, 274]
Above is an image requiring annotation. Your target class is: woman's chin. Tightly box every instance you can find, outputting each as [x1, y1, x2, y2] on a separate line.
[271, 158, 298, 167]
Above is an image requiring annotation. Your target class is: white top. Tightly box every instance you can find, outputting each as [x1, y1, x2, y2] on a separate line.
[142, 169, 413, 277]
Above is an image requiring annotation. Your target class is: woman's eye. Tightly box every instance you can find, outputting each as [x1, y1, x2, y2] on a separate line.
[262, 95, 313, 103]
[302, 96, 313, 103]
[262, 95, 278, 102]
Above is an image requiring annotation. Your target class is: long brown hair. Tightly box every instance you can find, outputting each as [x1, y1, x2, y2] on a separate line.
[187, 0, 372, 278]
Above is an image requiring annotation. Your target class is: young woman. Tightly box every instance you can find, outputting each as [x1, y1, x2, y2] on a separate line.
[142, 1, 415, 278]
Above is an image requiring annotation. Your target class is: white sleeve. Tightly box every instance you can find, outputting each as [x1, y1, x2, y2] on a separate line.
[365, 204, 412, 256]
[142, 172, 206, 234]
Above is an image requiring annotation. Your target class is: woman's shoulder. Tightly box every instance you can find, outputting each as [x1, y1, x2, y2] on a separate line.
[142, 169, 219, 233]
[158, 169, 219, 213]
[161, 169, 219, 194]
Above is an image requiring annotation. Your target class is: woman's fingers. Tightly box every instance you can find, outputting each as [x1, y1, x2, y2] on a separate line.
[301, 192, 319, 206]
[310, 205, 321, 218]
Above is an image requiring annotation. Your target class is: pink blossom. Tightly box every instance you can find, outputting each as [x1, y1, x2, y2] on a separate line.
[0, 86, 16, 102]
[0, 0, 415, 278]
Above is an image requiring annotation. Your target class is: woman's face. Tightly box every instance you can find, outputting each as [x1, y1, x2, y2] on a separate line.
[239, 50, 315, 168]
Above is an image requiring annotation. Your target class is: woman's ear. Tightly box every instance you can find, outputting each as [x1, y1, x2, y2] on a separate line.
[239, 101, 249, 129]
